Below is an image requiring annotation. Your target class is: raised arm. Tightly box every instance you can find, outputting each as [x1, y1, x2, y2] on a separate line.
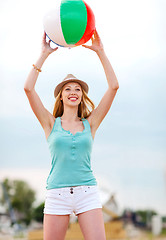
[24, 33, 58, 136]
[82, 30, 119, 134]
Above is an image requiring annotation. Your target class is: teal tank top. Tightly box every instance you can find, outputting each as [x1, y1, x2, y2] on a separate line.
[46, 117, 97, 189]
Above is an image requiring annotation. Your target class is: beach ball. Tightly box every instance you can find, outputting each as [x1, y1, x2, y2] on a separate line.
[43, 0, 95, 47]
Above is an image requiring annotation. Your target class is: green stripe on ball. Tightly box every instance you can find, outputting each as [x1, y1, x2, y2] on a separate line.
[60, 0, 87, 44]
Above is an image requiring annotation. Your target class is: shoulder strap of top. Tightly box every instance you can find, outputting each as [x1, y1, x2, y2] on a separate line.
[83, 118, 91, 132]
[51, 117, 61, 132]
[46, 117, 60, 142]
[56, 117, 62, 131]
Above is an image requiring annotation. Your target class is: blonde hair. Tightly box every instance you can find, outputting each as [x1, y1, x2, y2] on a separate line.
[53, 87, 95, 119]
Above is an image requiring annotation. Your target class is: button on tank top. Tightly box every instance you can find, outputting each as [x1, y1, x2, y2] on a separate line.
[46, 117, 97, 189]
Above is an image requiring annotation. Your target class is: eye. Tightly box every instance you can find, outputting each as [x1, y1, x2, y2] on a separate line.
[76, 88, 81, 91]
[65, 88, 70, 91]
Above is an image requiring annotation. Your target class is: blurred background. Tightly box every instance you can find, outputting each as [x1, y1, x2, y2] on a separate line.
[0, 0, 166, 239]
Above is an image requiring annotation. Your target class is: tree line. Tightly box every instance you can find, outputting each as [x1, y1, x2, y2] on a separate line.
[0, 178, 44, 225]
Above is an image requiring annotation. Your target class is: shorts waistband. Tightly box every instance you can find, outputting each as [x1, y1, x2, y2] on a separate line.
[47, 185, 97, 194]
[61, 185, 96, 191]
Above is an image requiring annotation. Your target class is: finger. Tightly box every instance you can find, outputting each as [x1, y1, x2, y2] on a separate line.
[93, 29, 99, 38]
[49, 47, 58, 54]
[42, 32, 46, 44]
[43, 32, 46, 40]
[82, 44, 91, 49]
[94, 28, 97, 34]
[90, 36, 94, 43]
[53, 47, 58, 51]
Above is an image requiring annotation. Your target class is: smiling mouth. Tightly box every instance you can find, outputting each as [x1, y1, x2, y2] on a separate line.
[68, 97, 78, 101]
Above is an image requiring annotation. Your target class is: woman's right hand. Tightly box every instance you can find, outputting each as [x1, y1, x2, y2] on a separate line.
[41, 32, 58, 57]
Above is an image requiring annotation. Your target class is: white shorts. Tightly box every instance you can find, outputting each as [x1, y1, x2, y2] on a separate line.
[43, 185, 102, 216]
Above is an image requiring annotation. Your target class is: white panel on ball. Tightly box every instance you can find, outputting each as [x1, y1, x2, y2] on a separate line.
[43, 0, 67, 47]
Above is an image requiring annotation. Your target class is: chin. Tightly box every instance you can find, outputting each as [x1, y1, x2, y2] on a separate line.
[65, 102, 80, 107]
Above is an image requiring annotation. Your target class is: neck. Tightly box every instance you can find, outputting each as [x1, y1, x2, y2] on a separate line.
[61, 105, 80, 122]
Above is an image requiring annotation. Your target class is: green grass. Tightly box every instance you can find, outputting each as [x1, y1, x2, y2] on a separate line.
[161, 228, 166, 236]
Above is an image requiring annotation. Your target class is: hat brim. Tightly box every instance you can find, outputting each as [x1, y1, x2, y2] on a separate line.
[54, 79, 89, 98]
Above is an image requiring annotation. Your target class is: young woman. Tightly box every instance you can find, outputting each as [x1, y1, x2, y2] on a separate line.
[24, 30, 119, 240]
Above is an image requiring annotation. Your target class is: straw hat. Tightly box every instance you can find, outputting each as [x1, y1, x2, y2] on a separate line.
[54, 74, 89, 98]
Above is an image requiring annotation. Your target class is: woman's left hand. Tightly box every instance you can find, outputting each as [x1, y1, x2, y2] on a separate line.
[82, 29, 104, 53]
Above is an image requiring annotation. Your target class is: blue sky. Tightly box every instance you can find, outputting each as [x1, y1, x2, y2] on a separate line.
[0, 0, 166, 215]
